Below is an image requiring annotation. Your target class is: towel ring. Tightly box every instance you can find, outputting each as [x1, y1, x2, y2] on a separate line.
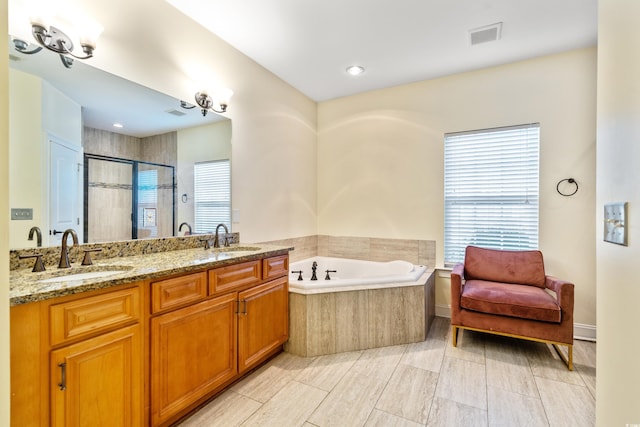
[556, 178, 578, 197]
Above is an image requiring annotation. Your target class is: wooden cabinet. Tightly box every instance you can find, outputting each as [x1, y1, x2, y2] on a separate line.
[10, 283, 144, 427]
[238, 276, 289, 373]
[150, 293, 237, 426]
[11, 252, 289, 427]
[151, 255, 289, 426]
[50, 324, 143, 427]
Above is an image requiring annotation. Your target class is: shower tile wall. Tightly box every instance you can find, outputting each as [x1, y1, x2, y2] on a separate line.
[88, 158, 133, 242]
[83, 127, 177, 241]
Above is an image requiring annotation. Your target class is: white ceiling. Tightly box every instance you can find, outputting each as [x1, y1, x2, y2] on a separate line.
[166, 0, 598, 102]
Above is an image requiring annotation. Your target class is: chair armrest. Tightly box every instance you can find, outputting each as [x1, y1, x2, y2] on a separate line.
[451, 263, 465, 308]
[545, 275, 575, 311]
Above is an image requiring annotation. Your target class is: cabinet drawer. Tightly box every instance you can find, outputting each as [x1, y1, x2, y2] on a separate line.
[151, 271, 207, 314]
[263, 255, 289, 280]
[50, 286, 141, 346]
[209, 260, 262, 295]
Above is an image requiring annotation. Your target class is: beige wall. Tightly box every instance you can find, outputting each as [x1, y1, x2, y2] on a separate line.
[177, 119, 232, 232]
[318, 48, 597, 328]
[596, 0, 640, 424]
[2, 0, 11, 424]
[72, 0, 318, 244]
[9, 71, 81, 248]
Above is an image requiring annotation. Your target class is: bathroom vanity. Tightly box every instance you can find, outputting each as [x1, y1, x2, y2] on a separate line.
[9, 242, 290, 426]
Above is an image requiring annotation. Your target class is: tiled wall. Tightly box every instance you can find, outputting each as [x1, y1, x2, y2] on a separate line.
[259, 235, 436, 268]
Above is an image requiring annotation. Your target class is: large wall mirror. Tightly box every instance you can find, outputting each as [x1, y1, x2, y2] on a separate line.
[8, 37, 232, 249]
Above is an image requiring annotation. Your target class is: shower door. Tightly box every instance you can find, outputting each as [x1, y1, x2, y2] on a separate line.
[84, 154, 175, 243]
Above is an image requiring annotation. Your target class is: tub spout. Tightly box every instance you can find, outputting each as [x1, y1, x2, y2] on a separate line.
[311, 261, 318, 281]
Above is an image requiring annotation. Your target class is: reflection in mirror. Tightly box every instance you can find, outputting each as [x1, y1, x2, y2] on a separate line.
[8, 36, 232, 249]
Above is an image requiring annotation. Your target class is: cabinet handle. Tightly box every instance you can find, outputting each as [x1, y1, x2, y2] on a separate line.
[242, 299, 247, 315]
[58, 362, 67, 391]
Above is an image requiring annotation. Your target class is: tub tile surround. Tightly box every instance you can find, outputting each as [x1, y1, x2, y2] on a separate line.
[287, 273, 435, 357]
[260, 234, 436, 267]
[259, 235, 437, 357]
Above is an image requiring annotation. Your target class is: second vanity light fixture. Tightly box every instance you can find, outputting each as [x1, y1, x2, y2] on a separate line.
[193, 88, 234, 116]
[13, 10, 103, 69]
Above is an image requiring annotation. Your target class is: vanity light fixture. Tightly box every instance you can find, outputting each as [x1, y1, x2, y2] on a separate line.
[346, 65, 365, 76]
[193, 88, 234, 116]
[12, 13, 103, 69]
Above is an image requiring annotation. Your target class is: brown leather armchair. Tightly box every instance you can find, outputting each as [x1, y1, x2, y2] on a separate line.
[451, 246, 574, 370]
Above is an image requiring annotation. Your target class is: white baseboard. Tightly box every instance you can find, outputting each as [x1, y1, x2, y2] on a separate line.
[434, 304, 596, 342]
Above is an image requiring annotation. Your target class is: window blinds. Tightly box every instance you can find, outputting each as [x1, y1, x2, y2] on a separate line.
[194, 160, 231, 233]
[444, 123, 540, 265]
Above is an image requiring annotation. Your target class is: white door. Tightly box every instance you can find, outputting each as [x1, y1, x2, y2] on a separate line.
[50, 140, 81, 245]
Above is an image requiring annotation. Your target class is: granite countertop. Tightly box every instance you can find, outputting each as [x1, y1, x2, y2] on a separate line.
[10, 244, 292, 306]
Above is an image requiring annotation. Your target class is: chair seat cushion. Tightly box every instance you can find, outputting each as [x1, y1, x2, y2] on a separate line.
[460, 280, 561, 323]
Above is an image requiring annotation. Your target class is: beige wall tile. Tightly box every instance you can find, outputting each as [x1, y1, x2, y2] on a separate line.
[370, 238, 420, 263]
[335, 290, 369, 352]
[306, 293, 337, 356]
[285, 293, 308, 356]
[368, 287, 425, 348]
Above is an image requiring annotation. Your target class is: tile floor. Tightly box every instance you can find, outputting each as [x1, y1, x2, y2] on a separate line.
[179, 317, 596, 427]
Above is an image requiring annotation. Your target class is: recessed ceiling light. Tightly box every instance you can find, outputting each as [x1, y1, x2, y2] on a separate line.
[346, 65, 365, 76]
[113, 123, 124, 128]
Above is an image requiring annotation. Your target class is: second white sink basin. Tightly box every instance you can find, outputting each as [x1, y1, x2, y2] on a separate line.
[38, 270, 128, 284]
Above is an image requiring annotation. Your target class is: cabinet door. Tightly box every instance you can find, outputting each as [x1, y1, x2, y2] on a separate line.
[238, 277, 289, 373]
[151, 293, 237, 426]
[50, 324, 143, 427]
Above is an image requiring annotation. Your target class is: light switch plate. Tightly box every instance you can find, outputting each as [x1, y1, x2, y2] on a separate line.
[11, 208, 33, 220]
[604, 202, 628, 245]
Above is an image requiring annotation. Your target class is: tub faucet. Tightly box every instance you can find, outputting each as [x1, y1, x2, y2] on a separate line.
[28, 226, 42, 247]
[311, 261, 318, 281]
[58, 229, 78, 269]
[213, 223, 230, 248]
[179, 222, 192, 235]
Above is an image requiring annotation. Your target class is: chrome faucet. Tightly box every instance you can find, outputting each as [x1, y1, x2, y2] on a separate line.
[311, 261, 318, 281]
[213, 223, 230, 248]
[58, 229, 78, 268]
[28, 226, 42, 247]
[178, 222, 192, 235]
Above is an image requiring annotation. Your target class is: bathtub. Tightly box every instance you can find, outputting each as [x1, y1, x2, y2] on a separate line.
[285, 256, 435, 357]
[288, 256, 428, 294]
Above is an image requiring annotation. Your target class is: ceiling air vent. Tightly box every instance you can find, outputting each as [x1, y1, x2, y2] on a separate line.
[469, 22, 502, 46]
[165, 109, 187, 117]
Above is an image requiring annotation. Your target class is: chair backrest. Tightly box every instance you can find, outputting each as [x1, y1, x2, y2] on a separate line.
[463, 246, 546, 288]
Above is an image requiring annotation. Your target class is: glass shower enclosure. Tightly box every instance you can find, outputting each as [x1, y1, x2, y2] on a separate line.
[84, 154, 175, 243]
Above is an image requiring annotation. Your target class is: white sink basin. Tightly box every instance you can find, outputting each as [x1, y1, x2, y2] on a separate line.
[38, 270, 128, 284]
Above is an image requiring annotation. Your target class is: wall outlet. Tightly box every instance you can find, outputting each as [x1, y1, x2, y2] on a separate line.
[11, 208, 33, 220]
[232, 209, 241, 224]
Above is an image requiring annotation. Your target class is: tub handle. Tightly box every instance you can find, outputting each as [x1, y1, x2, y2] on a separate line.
[291, 270, 303, 281]
[325, 270, 337, 280]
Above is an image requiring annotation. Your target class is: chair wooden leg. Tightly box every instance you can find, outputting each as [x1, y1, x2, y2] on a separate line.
[552, 343, 574, 371]
[452, 326, 458, 347]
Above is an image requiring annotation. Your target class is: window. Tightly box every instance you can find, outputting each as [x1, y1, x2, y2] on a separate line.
[444, 123, 540, 266]
[194, 160, 231, 233]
